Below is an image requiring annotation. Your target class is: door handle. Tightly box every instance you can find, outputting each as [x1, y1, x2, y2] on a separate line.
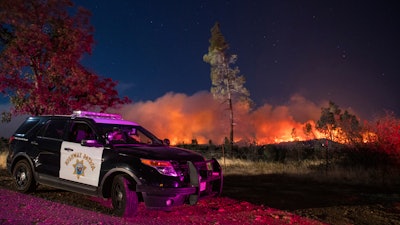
[64, 148, 74, 152]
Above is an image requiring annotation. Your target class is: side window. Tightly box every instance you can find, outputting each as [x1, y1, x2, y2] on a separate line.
[42, 119, 66, 139]
[14, 117, 40, 135]
[127, 128, 152, 144]
[69, 122, 94, 143]
[136, 129, 152, 144]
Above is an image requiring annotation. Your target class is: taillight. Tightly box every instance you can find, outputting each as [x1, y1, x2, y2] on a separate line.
[8, 136, 15, 144]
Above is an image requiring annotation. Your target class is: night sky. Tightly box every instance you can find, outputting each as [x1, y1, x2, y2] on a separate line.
[75, 0, 400, 120]
[1, 1, 399, 140]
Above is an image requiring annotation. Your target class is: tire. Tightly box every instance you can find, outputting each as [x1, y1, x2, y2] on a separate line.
[111, 175, 138, 217]
[13, 159, 36, 193]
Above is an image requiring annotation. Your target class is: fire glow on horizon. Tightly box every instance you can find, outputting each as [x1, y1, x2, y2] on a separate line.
[118, 91, 332, 145]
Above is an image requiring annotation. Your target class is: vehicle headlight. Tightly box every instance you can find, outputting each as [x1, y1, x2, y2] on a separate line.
[140, 159, 178, 177]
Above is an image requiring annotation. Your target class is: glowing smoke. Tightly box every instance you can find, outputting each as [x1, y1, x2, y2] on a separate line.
[118, 91, 326, 145]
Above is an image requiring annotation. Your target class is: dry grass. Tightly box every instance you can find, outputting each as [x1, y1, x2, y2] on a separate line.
[218, 157, 324, 175]
[320, 164, 400, 186]
[0, 151, 7, 170]
[218, 157, 400, 187]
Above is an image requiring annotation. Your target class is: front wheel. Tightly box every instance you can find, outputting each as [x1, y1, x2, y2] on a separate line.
[13, 159, 36, 193]
[111, 175, 138, 217]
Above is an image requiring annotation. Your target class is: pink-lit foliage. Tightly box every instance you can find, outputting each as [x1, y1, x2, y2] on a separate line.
[365, 111, 400, 165]
[0, 0, 130, 116]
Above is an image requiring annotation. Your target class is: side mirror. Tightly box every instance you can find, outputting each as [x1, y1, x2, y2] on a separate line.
[163, 138, 170, 146]
[81, 139, 102, 147]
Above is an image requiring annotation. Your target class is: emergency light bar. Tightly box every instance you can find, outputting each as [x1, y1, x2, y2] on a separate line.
[73, 110, 123, 120]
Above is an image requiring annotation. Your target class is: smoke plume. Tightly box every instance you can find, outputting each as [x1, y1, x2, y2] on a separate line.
[118, 91, 325, 145]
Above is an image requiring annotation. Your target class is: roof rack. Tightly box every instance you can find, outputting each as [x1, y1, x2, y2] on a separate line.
[72, 110, 123, 120]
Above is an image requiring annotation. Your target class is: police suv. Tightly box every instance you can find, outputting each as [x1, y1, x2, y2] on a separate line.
[7, 111, 223, 217]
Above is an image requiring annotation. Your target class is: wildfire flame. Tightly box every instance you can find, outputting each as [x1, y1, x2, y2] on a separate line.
[117, 92, 353, 145]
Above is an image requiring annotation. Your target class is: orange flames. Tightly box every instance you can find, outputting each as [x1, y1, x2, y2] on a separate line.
[118, 92, 330, 145]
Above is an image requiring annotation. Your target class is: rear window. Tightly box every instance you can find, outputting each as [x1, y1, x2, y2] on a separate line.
[14, 117, 41, 135]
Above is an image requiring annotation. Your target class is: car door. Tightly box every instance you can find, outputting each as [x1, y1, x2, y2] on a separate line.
[33, 118, 66, 177]
[59, 121, 104, 187]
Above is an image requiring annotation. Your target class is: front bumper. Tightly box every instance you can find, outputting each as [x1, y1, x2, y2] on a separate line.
[136, 158, 223, 210]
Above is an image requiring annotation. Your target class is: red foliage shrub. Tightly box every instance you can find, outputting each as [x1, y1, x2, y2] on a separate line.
[365, 112, 400, 165]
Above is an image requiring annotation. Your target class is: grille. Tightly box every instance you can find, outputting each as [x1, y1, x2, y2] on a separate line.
[172, 161, 210, 183]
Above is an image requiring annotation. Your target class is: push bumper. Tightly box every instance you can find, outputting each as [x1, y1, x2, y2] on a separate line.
[136, 158, 223, 210]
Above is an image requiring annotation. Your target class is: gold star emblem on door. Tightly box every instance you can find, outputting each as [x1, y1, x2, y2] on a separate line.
[72, 159, 87, 179]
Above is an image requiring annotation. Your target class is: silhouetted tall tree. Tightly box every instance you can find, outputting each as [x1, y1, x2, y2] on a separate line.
[203, 22, 251, 149]
[0, 0, 130, 120]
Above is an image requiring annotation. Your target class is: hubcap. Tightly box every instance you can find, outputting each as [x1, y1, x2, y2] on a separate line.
[16, 168, 27, 186]
[117, 191, 123, 201]
[113, 183, 124, 208]
[20, 172, 26, 181]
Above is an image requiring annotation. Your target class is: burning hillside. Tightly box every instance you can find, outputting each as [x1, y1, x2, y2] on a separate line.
[117, 92, 331, 145]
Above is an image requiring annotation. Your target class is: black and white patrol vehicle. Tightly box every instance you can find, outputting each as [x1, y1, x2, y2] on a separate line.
[7, 111, 223, 217]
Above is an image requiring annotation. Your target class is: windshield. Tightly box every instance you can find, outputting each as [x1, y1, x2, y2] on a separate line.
[96, 123, 164, 145]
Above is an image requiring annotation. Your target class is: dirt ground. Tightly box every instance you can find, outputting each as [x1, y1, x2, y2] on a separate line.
[1, 169, 399, 225]
[223, 174, 400, 225]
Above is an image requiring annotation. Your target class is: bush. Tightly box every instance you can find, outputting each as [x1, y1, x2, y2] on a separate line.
[0, 151, 7, 169]
[0, 137, 8, 151]
[0, 138, 9, 169]
[364, 112, 400, 165]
